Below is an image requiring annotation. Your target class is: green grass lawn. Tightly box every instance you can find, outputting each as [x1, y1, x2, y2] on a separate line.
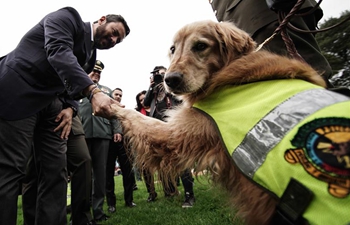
[17, 175, 243, 225]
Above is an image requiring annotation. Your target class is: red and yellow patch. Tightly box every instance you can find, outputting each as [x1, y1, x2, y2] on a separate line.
[285, 118, 350, 198]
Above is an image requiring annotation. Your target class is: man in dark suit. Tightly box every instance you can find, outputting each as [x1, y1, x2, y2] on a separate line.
[0, 7, 130, 225]
[78, 60, 114, 222]
[209, 0, 332, 86]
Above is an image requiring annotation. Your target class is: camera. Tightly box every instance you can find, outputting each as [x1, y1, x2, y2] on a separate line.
[153, 73, 164, 84]
[150, 66, 166, 84]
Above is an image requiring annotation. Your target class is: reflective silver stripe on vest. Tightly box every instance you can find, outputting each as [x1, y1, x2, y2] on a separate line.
[232, 89, 349, 178]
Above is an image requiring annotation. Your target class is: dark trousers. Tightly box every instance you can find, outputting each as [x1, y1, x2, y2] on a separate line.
[22, 154, 38, 225]
[86, 138, 109, 220]
[66, 133, 93, 224]
[143, 169, 156, 195]
[23, 133, 93, 225]
[180, 169, 195, 195]
[0, 98, 67, 225]
[143, 169, 194, 197]
[106, 141, 136, 206]
[162, 169, 194, 196]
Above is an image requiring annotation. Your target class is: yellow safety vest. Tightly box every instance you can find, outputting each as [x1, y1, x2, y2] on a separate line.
[193, 79, 350, 225]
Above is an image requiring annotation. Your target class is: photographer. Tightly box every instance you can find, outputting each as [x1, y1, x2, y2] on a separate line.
[144, 66, 180, 120]
[143, 66, 196, 208]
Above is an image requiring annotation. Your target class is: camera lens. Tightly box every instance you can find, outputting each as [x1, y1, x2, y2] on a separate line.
[153, 74, 163, 84]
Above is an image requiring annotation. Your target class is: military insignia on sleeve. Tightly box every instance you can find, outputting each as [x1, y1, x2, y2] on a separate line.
[285, 118, 350, 198]
[100, 87, 110, 94]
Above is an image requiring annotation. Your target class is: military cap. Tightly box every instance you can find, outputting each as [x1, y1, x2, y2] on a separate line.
[94, 60, 104, 72]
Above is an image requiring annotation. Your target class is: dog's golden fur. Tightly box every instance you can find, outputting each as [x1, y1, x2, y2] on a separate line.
[111, 21, 326, 225]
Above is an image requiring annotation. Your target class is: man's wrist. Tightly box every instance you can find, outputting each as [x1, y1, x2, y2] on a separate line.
[69, 106, 78, 117]
[83, 84, 97, 97]
[89, 86, 102, 102]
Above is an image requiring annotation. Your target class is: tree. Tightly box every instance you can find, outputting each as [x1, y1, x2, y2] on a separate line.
[316, 10, 350, 75]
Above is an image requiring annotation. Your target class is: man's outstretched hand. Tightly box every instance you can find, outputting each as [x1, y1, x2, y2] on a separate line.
[91, 92, 125, 119]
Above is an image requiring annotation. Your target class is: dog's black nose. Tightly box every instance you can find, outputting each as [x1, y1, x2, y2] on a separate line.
[165, 72, 183, 89]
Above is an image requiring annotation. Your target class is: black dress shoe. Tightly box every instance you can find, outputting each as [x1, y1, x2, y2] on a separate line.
[147, 192, 157, 202]
[125, 202, 136, 207]
[95, 215, 109, 222]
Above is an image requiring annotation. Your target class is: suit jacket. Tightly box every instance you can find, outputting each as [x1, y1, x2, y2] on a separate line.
[210, 0, 322, 38]
[78, 84, 113, 140]
[209, 0, 332, 81]
[0, 7, 95, 120]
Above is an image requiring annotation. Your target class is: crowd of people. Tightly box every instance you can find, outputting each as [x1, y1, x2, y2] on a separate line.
[0, 0, 338, 224]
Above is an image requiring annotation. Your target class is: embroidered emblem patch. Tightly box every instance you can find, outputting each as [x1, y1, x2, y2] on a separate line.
[285, 118, 350, 198]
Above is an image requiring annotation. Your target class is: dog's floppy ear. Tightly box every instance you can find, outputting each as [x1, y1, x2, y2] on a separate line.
[214, 22, 257, 64]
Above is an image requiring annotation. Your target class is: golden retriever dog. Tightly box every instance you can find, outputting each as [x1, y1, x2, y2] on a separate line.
[111, 21, 350, 225]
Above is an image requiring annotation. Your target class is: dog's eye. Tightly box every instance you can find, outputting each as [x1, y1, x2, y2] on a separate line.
[170, 46, 175, 54]
[193, 42, 207, 52]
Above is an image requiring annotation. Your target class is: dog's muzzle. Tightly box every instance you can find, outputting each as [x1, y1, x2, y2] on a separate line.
[164, 72, 184, 93]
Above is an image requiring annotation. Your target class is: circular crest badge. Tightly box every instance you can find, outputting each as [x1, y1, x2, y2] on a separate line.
[285, 117, 350, 198]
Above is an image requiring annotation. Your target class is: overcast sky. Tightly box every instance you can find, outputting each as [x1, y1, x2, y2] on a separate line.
[1, 0, 349, 108]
